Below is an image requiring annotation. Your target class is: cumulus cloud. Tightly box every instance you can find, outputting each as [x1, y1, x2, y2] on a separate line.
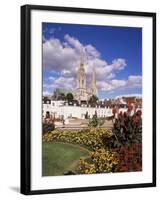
[97, 75, 142, 92]
[127, 75, 142, 87]
[85, 44, 100, 59]
[44, 77, 76, 92]
[64, 34, 83, 53]
[97, 81, 113, 91]
[112, 58, 127, 70]
[43, 34, 126, 78]
[43, 37, 79, 72]
[43, 90, 52, 96]
[53, 77, 76, 90]
[111, 79, 126, 88]
[48, 76, 55, 81]
[42, 33, 141, 95]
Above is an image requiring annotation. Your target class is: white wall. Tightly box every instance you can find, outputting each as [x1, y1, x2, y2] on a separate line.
[43, 103, 114, 119]
[0, 0, 159, 199]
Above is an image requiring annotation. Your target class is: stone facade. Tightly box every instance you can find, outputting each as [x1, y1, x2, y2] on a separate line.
[75, 54, 98, 102]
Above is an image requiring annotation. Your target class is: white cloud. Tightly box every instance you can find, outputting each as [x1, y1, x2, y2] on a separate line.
[43, 34, 141, 96]
[43, 90, 52, 96]
[48, 76, 55, 81]
[43, 37, 78, 72]
[127, 75, 142, 87]
[85, 44, 100, 59]
[112, 58, 127, 70]
[97, 81, 113, 91]
[97, 75, 142, 92]
[64, 34, 83, 53]
[115, 94, 142, 99]
[44, 77, 76, 91]
[53, 77, 76, 90]
[43, 34, 126, 79]
[111, 79, 126, 88]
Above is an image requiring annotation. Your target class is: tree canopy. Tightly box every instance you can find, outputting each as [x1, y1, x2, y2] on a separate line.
[88, 95, 98, 107]
[66, 93, 74, 102]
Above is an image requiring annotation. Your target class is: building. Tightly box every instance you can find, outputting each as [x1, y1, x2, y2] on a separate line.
[43, 100, 114, 120]
[74, 53, 98, 103]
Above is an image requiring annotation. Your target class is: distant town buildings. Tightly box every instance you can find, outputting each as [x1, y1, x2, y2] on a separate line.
[43, 94, 142, 120]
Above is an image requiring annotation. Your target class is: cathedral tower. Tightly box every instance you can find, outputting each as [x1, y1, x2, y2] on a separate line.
[77, 52, 86, 90]
[75, 51, 88, 102]
[75, 51, 98, 103]
[90, 63, 98, 97]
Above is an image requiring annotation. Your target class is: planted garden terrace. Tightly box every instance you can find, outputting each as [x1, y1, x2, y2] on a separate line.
[42, 110, 142, 175]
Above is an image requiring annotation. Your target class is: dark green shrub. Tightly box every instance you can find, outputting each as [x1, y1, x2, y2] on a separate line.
[43, 123, 55, 134]
[88, 114, 105, 128]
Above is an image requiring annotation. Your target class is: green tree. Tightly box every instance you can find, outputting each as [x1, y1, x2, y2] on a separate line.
[66, 93, 74, 102]
[59, 93, 66, 100]
[88, 95, 98, 107]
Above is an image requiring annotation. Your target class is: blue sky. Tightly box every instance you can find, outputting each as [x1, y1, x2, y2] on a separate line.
[42, 22, 142, 99]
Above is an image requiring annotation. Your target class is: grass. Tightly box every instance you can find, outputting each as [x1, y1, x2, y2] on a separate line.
[42, 141, 90, 176]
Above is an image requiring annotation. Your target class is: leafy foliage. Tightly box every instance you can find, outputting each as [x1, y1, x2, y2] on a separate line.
[88, 114, 105, 128]
[42, 123, 55, 135]
[66, 92, 74, 102]
[105, 110, 142, 149]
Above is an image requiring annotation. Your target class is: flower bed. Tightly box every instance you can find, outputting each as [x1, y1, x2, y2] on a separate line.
[78, 148, 119, 174]
[43, 128, 112, 151]
[43, 110, 142, 174]
[115, 144, 142, 172]
[43, 128, 119, 174]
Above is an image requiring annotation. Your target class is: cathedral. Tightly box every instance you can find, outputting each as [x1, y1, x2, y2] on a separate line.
[74, 53, 98, 103]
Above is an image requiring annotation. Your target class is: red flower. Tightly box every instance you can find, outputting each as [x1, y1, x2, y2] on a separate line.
[133, 144, 140, 150]
[124, 154, 128, 161]
[116, 144, 142, 172]
[134, 116, 139, 124]
[137, 110, 142, 116]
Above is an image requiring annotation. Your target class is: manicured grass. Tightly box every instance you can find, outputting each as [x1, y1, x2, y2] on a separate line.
[42, 142, 90, 176]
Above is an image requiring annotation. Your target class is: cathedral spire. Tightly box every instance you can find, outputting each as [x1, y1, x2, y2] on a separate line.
[80, 48, 85, 68]
[92, 62, 96, 84]
[91, 62, 98, 97]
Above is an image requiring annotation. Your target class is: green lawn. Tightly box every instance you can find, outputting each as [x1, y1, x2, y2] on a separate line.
[42, 142, 90, 176]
